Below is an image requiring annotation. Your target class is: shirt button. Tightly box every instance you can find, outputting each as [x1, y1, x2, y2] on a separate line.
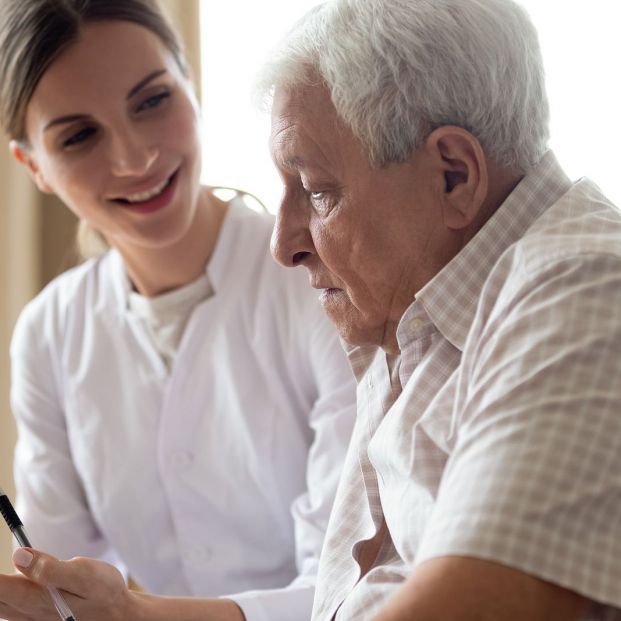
[170, 450, 194, 472]
[367, 375, 373, 389]
[183, 545, 212, 566]
[409, 318, 424, 331]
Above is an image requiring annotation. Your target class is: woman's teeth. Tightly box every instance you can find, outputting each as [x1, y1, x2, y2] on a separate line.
[124, 177, 170, 203]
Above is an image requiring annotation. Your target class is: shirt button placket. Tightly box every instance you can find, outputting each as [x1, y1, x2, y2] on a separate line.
[170, 449, 194, 473]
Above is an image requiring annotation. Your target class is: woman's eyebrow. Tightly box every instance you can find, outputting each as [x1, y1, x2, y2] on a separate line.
[44, 113, 88, 132]
[43, 69, 170, 132]
[127, 68, 168, 99]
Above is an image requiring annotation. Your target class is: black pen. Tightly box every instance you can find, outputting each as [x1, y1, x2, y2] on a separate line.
[0, 486, 76, 621]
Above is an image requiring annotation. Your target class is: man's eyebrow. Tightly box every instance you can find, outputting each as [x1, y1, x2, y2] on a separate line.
[43, 69, 169, 132]
[280, 156, 306, 171]
[126, 68, 168, 99]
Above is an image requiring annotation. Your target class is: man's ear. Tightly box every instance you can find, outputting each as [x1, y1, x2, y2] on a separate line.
[425, 126, 488, 230]
[9, 140, 53, 193]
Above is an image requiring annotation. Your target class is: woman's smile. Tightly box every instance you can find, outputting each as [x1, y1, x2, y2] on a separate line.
[111, 168, 179, 214]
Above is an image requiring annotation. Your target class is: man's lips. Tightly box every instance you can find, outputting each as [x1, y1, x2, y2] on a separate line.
[311, 279, 342, 291]
[318, 287, 344, 299]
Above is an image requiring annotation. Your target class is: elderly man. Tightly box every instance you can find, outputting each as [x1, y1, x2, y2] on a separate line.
[261, 0, 621, 619]
[3, 0, 621, 620]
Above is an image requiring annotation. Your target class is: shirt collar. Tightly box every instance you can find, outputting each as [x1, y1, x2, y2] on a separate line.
[408, 150, 573, 352]
[342, 340, 381, 383]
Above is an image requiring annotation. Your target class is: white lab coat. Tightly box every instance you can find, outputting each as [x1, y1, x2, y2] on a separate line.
[11, 200, 357, 621]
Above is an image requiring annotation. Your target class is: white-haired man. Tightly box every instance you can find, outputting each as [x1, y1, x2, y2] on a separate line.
[263, 0, 621, 619]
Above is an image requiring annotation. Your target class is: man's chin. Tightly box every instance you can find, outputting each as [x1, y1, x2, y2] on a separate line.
[330, 317, 378, 350]
[318, 290, 383, 348]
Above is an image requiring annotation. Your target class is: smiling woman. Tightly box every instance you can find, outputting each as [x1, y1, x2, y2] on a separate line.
[0, 1, 201, 577]
[0, 1, 356, 620]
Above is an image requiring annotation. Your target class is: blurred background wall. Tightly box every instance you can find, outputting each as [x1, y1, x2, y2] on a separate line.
[0, 0, 200, 575]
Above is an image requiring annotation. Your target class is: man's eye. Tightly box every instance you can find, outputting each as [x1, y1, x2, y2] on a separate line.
[302, 185, 325, 201]
[137, 91, 171, 112]
[307, 190, 336, 216]
[62, 127, 97, 148]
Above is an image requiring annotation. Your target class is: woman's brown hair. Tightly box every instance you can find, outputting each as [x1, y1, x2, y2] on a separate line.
[0, 0, 187, 141]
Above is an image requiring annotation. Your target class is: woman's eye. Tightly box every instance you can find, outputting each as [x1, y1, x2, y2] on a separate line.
[137, 91, 171, 112]
[62, 127, 97, 148]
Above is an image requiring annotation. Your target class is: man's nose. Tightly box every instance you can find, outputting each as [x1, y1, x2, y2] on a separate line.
[109, 130, 158, 177]
[270, 198, 313, 268]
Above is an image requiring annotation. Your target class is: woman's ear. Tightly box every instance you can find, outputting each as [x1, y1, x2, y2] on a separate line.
[425, 126, 488, 230]
[9, 140, 53, 193]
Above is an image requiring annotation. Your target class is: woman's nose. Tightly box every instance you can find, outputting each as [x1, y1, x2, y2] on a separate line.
[109, 131, 158, 177]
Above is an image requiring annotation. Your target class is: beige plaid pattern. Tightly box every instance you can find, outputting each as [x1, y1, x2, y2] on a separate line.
[312, 152, 621, 621]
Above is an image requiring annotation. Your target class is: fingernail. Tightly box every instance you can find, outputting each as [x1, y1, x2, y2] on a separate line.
[13, 548, 34, 568]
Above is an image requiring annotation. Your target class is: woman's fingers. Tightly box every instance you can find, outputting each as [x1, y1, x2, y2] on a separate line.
[12, 548, 131, 617]
[0, 572, 53, 620]
[14, 547, 121, 595]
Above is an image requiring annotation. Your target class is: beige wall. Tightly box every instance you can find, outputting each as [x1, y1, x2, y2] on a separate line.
[0, 0, 200, 575]
[161, 0, 202, 98]
[0, 152, 39, 572]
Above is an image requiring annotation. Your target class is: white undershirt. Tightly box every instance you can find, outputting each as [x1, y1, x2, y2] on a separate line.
[128, 275, 212, 368]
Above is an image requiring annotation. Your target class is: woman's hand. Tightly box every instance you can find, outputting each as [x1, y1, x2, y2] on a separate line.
[0, 547, 137, 621]
[0, 547, 246, 621]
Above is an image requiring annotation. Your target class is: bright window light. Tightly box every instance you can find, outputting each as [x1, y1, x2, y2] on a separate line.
[200, 0, 320, 213]
[520, 0, 621, 208]
[200, 0, 621, 213]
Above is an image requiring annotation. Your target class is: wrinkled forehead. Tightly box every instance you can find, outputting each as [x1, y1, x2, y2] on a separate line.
[269, 83, 370, 184]
[271, 83, 337, 127]
[270, 83, 349, 148]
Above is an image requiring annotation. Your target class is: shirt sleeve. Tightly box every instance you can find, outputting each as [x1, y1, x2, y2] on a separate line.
[10, 301, 125, 570]
[416, 252, 621, 611]
[228, 291, 357, 621]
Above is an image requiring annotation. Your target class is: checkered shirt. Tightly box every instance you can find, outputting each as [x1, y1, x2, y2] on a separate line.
[311, 151, 621, 621]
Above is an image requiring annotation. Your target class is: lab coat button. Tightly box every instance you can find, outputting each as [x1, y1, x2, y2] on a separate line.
[170, 450, 194, 472]
[183, 545, 212, 566]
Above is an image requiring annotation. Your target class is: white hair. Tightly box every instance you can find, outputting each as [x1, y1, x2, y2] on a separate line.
[256, 0, 550, 171]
